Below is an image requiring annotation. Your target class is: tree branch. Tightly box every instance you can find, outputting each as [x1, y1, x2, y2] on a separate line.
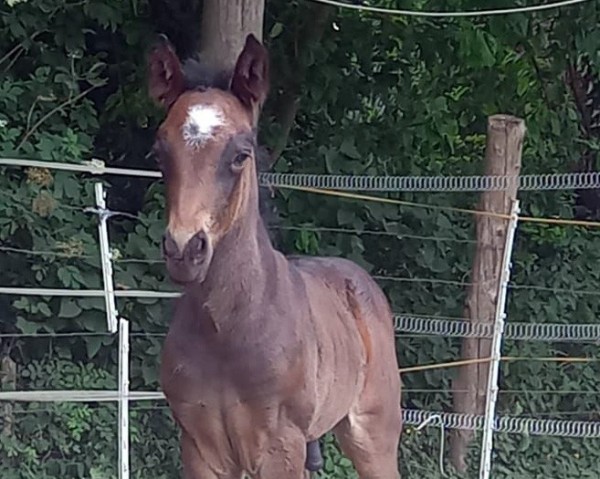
[268, 3, 333, 167]
[565, 60, 593, 138]
[0, 30, 44, 71]
[16, 85, 100, 151]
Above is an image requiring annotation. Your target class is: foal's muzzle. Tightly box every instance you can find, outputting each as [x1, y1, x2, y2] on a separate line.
[162, 230, 214, 284]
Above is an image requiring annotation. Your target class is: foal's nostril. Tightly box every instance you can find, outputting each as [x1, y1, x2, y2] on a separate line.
[162, 232, 181, 259]
[163, 230, 211, 264]
[197, 237, 206, 253]
[186, 230, 209, 259]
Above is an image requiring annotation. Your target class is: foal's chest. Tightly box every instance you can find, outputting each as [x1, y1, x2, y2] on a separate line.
[160, 312, 305, 407]
[159, 314, 310, 471]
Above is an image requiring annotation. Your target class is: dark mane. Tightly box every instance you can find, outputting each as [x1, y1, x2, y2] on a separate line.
[182, 57, 232, 92]
[256, 145, 282, 247]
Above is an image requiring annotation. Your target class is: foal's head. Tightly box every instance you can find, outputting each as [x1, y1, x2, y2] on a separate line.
[147, 34, 270, 285]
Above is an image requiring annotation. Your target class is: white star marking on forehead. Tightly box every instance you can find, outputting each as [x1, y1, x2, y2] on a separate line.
[182, 104, 225, 148]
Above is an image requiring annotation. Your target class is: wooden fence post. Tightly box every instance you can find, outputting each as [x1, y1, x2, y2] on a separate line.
[450, 114, 526, 472]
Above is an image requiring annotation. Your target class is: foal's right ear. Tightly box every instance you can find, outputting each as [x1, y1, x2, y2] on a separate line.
[230, 34, 270, 118]
[147, 35, 185, 109]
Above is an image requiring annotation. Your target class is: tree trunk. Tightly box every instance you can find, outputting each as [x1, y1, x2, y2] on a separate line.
[200, 0, 265, 72]
[450, 114, 525, 473]
[198, 1, 332, 168]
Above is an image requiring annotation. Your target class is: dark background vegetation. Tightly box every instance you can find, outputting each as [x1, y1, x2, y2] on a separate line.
[0, 0, 599, 477]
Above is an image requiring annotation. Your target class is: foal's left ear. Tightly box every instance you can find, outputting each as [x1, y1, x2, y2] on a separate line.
[230, 34, 270, 117]
[147, 35, 185, 109]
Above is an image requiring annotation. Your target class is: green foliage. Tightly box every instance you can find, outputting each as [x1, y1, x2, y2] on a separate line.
[0, 359, 117, 478]
[0, 358, 179, 478]
[1, 0, 600, 478]
[318, 434, 358, 479]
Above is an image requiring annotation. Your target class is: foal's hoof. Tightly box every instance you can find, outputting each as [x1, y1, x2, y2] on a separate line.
[305, 440, 324, 471]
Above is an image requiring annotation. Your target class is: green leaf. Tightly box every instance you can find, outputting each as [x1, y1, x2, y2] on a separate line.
[337, 208, 356, 225]
[59, 298, 82, 319]
[85, 336, 103, 359]
[15, 316, 40, 335]
[142, 361, 158, 386]
[77, 298, 104, 311]
[38, 302, 52, 317]
[339, 137, 361, 160]
[324, 148, 339, 173]
[12, 297, 29, 310]
[269, 22, 284, 39]
[147, 220, 164, 243]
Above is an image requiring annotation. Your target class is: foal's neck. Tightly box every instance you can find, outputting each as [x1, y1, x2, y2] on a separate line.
[185, 203, 278, 329]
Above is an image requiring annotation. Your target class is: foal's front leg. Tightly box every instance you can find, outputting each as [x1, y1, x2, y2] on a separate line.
[181, 431, 241, 479]
[257, 426, 308, 479]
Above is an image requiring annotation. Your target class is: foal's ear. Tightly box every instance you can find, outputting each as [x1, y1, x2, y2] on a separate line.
[230, 34, 270, 116]
[147, 35, 185, 109]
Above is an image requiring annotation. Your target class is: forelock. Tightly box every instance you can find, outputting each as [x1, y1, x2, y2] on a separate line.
[181, 57, 232, 92]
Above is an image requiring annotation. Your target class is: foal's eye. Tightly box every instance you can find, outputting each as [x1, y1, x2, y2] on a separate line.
[231, 153, 250, 172]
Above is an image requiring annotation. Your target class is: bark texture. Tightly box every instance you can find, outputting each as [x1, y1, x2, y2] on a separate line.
[450, 114, 525, 472]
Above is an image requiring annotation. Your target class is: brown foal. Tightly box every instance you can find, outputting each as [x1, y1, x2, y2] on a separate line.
[147, 34, 402, 479]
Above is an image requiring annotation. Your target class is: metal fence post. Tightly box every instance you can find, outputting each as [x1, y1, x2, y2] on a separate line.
[479, 199, 520, 479]
[90, 182, 128, 478]
[92, 182, 118, 333]
[118, 317, 130, 479]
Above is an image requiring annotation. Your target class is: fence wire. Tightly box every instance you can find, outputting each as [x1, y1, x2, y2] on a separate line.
[2, 156, 600, 462]
[1, 157, 599, 192]
[2, 314, 597, 342]
[1, 397, 598, 439]
[394, 315, 600, 342]
[308, 0, 592, 18]
[404, 410, 600, 438]
[260, 172, 600, 192]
